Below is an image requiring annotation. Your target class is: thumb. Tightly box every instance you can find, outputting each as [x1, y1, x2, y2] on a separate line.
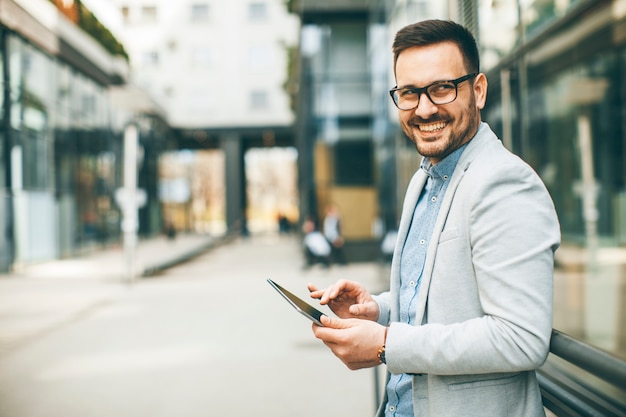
[320, 315, 347, 328]
[349, 302, 377, 318]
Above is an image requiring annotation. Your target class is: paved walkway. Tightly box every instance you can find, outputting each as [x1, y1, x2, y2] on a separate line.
[0, 233, 220, 356]
[0, 233, 391, 417]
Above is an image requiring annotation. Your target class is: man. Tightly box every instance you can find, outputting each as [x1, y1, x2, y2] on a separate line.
[301, 216, 332, 268]
[323, 204, 347, 265]
[308, 19, 560, 417]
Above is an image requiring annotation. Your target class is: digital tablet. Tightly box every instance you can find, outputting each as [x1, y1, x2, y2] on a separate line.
[267, 279, 326, 326]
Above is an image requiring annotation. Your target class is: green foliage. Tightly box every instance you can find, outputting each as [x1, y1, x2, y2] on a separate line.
[285, 0, 300, 14]
[78, 2, 129, 61]
[281, 44, 300, 112]
[47, 0, 129, 61]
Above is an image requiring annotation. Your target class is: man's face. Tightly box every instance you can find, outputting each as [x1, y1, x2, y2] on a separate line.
[394, 42, 487, 164]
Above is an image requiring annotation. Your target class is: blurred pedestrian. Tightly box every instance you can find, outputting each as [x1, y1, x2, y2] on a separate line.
[308, 19, 560, 417]
[165, 221, 176, 240]
[323, 204, 347, 265]
[301, 217, 331, 269]
[277, 212, 291, 234]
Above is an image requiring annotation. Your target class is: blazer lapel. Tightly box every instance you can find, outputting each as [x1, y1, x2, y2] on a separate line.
[411, 123, 496, 325]
[389, 169, 428, 321]
[413, 164, 467, 325]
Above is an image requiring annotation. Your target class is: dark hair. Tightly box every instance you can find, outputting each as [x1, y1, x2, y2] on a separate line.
[392, 19, 480, 74]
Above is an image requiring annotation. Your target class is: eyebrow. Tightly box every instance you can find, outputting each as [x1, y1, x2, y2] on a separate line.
[396, 79, 452, 90]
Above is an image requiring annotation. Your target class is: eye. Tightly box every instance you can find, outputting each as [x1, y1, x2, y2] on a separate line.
[400, 88, 420, 97]
[429, 83, 455, 95]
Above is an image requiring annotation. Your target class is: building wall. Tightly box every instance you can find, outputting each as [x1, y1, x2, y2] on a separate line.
[97, 0, 299, 129]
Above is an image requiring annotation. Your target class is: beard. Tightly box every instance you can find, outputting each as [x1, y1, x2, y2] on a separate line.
[401, 96, 481, 162]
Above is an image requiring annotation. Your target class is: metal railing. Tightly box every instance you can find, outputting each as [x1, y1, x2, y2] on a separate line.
[372, 329, 626, 416]
[538, 330, 626, 416]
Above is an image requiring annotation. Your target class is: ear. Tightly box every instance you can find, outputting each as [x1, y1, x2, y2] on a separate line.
[473, 73, 488, 110]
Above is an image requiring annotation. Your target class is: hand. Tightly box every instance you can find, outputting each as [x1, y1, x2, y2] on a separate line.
[308, 280, 379, 321]
[312, 315, 386, 370]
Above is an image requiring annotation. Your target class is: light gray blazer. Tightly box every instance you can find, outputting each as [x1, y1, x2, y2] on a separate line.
[374, 123, 560, 417]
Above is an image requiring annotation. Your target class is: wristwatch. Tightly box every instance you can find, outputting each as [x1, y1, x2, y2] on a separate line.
[377, 345, 386, 364]
[377, 326, 388, 364]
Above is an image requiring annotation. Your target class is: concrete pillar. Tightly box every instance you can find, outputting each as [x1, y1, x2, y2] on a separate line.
[221, 133, 244, 234]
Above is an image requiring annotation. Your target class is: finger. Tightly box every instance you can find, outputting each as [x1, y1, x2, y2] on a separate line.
[310, 292, 323, 301]
[320, 314, 332, 326]
[320, 315, 349, 329]
[349, 302, 379, 320]
[328, 280, 348, 300]
[313, 291, 333, 303]
[348, 304, 362, 316]
[308, 287, 325, 300]
[324, 281, 350, 303]
[349, 302, 372, 316]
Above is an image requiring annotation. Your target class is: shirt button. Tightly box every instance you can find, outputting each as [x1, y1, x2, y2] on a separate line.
[443, 175, 449, 180]
[389, 405, 396, 412]
[431, 196, 437, 202]
[419, 239, 425, 245]
[409, 280, 416, 287]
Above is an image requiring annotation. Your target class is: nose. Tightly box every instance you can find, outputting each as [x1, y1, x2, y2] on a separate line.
[413, 92, 438, 118]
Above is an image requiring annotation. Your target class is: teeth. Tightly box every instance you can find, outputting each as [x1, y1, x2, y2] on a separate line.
[419, 122, 446, 132]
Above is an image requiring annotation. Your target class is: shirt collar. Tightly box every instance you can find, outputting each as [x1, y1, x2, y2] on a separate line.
[420, 143, 468, 180]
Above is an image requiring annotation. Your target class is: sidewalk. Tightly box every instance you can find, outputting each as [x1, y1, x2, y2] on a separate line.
[0, 234, 390, 417]
[10, 233, 220, 280]
[0, 233, 220, 356]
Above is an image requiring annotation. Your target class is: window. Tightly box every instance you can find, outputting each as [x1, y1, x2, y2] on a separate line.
[141, 50, 159, 66]
[248, 2, 267, 21]
[334, 141, 373, 186]
[141, 6, 157, 23]
[188, 90, 213, 113]
[190, 47, 211, 67]
[191, 3, 209, 22]
[121, 6, 130, 24]
[250, 90, 269, 109]
[247, 46, 271, 70]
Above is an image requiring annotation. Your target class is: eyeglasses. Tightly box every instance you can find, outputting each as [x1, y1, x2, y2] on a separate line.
[389, 73, 478, 110]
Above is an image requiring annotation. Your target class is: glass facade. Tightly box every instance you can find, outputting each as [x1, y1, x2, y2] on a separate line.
[480, 2, 626, 361]
[0, 29, 169, 266]
[299, 20, 378, 241]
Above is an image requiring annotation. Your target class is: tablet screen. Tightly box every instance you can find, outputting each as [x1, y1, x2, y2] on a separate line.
[267, 279, 326, 326]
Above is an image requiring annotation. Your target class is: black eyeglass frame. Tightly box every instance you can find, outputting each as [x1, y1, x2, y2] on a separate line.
[389, 73, 478, 110]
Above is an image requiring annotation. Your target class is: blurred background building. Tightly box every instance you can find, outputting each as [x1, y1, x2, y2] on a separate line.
[0, 0, 171, 272]
[0, 0, 624, 365]
[86, 0, 300, 235]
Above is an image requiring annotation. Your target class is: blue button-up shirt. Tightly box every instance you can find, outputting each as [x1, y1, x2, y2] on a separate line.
[385, 144, 467, 417]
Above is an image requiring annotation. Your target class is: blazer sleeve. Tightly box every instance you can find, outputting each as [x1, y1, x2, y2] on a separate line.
[373, 292, 392, 325]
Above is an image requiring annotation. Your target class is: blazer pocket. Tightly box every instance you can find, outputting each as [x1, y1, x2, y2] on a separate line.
[438, 227, 459, 244]
[447, 373, 521, 391]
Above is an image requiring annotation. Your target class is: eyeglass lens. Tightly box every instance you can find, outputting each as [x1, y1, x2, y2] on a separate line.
[393, 82, 457, 110]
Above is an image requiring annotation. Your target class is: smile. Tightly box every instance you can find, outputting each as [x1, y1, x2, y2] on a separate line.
[418, 121, 447, 132]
